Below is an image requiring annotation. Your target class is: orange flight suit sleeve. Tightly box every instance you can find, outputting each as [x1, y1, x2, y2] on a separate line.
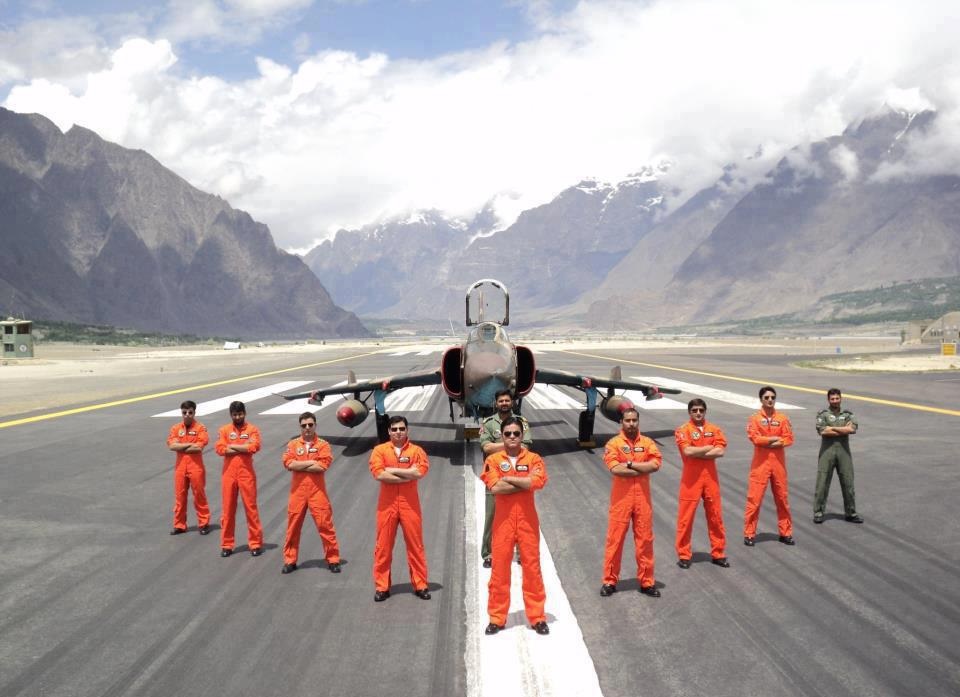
[525, 452, 548, 490]
[245, 425, 262, 454]
[746, 415, 766, 446]
[369, 444, 388, 478]
[778, 416, 794, 447]
[215, 427, 230, 456]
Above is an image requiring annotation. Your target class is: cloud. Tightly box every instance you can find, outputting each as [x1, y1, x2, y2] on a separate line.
[160, 0, 314, 45]
[829, 144, 860, 183]
[4, 0, 960, 251]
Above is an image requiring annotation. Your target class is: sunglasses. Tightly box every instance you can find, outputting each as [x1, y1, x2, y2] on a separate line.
[761, 395, 776, 401]
[689, 408, 705, 413]
[389, 426, 407, 432]
[502, 430, 523, 437]
[300, 423, 316, 428]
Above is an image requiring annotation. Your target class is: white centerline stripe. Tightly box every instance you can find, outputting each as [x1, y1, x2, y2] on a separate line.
[151, 381, 312, 417]
[631, 376, 805, 410]
[465, 450, 604, 697]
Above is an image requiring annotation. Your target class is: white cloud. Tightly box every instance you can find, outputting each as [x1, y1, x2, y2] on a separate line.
[160, 0, 313, 45]
[4, 0, 960, 251]
[829, 144, 860, 183]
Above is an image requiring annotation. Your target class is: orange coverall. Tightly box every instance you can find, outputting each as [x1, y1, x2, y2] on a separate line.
[167, 420, 211, 531]
[369, 441, 430, 592]
[215, 422, 263, 550]
[481, 449, 548, 627]
[744, 410, 794, 537]
[602, 432, 662, 588]
[675, 420, 727, 560]
[282, 436, 340, 566]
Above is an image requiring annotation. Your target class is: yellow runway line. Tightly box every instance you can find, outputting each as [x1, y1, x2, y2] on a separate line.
[0, 351, 381, 429]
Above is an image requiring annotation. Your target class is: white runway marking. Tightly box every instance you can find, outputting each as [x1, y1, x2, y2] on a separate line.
[621, 389, 688, 410]
[464, 453, 604, 697]
[385, 385, 438, 412]
[258, 381, 349, 415]
[416, 349, 437, 356]
[387, 350, 414, 356]
[523, 385, 584, 410]
[151, 381, 312, 417]
[631, 376, 805, 410]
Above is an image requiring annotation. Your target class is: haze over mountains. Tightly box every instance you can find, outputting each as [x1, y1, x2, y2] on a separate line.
[0, 108, 369, 339]
[306, 106, 960, 329]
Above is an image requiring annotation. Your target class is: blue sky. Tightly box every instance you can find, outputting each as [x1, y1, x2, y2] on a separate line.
[2, 1, 577, 81]
[2, 1, 959, 251]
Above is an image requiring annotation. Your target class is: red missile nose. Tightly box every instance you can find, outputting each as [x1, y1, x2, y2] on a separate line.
[618, 399, 635, 414]
[337, 404, 357, 426]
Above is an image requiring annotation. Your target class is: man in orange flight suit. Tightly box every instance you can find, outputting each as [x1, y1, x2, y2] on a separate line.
[280, 411, 341, 575]
[600, 407, 662, 598]
[215, 400, 264, 557]
[368, 415, 431, 602]
[166, 399, 211, 536]
[481, 416, 549, 635]
[744, 386, 795, 547]
[675, 398, 729, 569]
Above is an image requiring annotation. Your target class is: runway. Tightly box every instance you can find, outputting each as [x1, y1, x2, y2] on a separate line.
[1, 344, 958, 697]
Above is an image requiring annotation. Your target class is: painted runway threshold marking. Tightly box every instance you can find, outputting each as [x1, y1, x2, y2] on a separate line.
[631, 376, 805, 410]
[463, 449, 604, 697]
[151, 381, 312, 417]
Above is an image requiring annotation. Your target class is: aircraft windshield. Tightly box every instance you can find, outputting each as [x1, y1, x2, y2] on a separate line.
[469, 324, 505, 342]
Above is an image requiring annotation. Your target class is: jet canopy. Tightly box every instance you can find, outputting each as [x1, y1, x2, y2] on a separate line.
[465, 279, 509, 327]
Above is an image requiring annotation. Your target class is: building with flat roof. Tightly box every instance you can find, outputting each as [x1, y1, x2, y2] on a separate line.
[1, 317, 34, 358]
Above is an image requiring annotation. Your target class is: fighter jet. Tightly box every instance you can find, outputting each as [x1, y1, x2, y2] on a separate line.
[281, 279, 680, 446]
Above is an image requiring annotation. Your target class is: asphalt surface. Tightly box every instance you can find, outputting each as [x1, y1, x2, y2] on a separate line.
[1, 345, 958, 697]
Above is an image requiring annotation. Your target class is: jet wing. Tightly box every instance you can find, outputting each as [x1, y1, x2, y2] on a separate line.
[281, 369, 442, 403]
[535, 368, 682, 399]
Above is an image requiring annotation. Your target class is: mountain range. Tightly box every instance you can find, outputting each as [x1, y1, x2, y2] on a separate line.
[0, 107, 369, 338]
[305, 107, 960, 330]
[3, 104, 956, 337]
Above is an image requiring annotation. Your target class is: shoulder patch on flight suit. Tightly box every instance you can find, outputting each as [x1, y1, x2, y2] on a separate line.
[229, 432, 238, 440]
[296, 447, 305, 455]
[499, 461, 512, 472]
[178, 429, 186, 436]
[620, 445, 631, 454]
[691, 430, 701, 439]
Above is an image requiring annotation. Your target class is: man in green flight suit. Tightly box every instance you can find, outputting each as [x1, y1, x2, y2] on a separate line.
[814, 388, 863, 524]
[479, 389, 532, 567]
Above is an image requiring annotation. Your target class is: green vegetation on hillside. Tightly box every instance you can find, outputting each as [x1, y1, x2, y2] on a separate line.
[19, 319, 232, 346]
[659, 276, 960, 334]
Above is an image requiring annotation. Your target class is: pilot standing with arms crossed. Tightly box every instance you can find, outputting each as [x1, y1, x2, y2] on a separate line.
[280, 412, 342, 575]
[166, 399, 211, 536]
[215, 400, 264, 558]
[814, 388, 863, 524]
[482, 416, 549, 635]
[600, 407, 662, 598]
[368, 415, 431, 602]
[674, 399, 729, 568]
[479, 389, 532, 568]
[743, 386, 795, 547]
